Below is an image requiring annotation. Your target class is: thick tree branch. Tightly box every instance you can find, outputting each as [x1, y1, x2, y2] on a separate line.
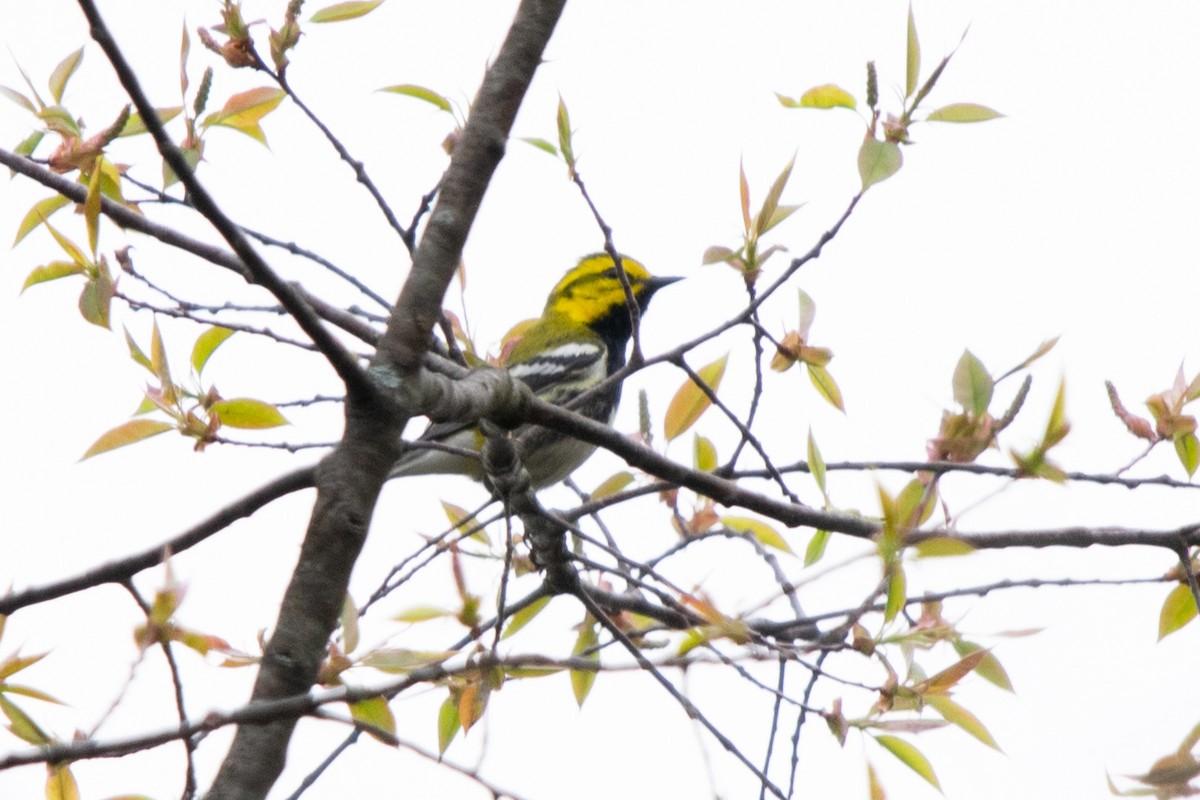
[204, 2, 567, 798]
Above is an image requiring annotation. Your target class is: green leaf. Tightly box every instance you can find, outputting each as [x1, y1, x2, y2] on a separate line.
[118, 106, 184, 137]
[14, 195, 71, 245]
[570, 616, 599, 707]
[754, 155, 795, 238]
[310, 0, 384, 23]
[722, 515, 794, 555]
[804, 529, 830, 566]
[905, 4, 921, 99]
[913, 537, 975, 558]
[0, 85, 36, 113]
[360, 648, 456, 672]
[806, 428, 827, 495]
[0, 652, 46, 681]
[45, 762, 80, 800]
[875, 734, 940, 790]
[953, 349, 994, 416]
[556, 95, 575, 172]
[84, 159, 103, 254]
[792, 84, 856, 110]
[590, 471, 634, 500]
[21, 260, 85, 292]
[1158, 584, 1198, 640]
[0, 694, 50, 745]
[14, 130, 44, 158]
[884, 565, 906, 623]
[926, 694, 1001, 751]
[437, 694, 460, 754]
[209, 398, 288, 429]
[37, 105, 82, 138]
[501, 596, 552, 640]
[349, 695, 397, 743]
[391, 605, 452, 623]
[858, 137, 902, 190]
[78, 272, 114, 329]
[40, 215, 88, 268]
[201, 87, 287, 144]
[519, 136, 558, 156]
[124, 326, 153, 373]
[379, 84, 452, 113]
[1175, 432, 1199, 477]
[664, 353, 729, 441]
[340, 593, 359, 654]
[952, 639, 1014, 691]
[694, 434, 718, 472]
[806, 364, 845, 412]
[81, 419, 173, 460]
[927, 103, 1004, 123]
[191, 326, 234, 375]
[48, 47, 84, 105]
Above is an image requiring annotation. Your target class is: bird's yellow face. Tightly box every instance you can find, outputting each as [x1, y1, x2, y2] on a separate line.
[544, 253, 660, 326]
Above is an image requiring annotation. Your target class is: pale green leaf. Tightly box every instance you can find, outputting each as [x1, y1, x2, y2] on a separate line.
[191, 326, 234, 375]
[806, 364, 845, 412]
[392, 605, 452, 623]
[664, 353, 728, 441]
[209, 398, 288, 429]
[81, 419, 173, 460]
[953, 349, 993, 416]
[78, 272, 114, 328]
[340, 593, 359, 654]
[48, 47, 84, 105]
[21, 260, 85, 292]
[858, 138, 903, 190]
[201, 87, 286, 144]
[875, 734, 940, 790]
[570, 617, 599, 707]
[437, 695, 460, 754]
[694, 435, 717, 472]
[119, 106, 184, 137]
[40, 215, 88, 268]
[591, 471, 634, 500]
[927, 103, 1004, 123]
[37, 105, 81, 138]
[360, 648, 456, 672]
[806, 428, 827, 495]
[0, 695, 50, 745]
[0, 85, 36, 113]
[952, 640, 1014, 691]
[804, 529, 830, 566]
[0, 652, 46, 680]
[905, 5, 921, 99]
[722, 515, 794, 555]
[379, 84, 452, 113]
[794, 84, 857, 110]
[14, 195, 71, 245]
[1158, 584, 1198, 640]
[310, 0, 384, 23]
[349, 695, 397, 743]
[45, 762, 80, 800]
[926, 694, 1001, 751]
[501, 596, 552, 640]
[84, 159, 102, 254]
[519, 137, 557, 156]
[884, 565, 906, 623]
[1174, 432, 1199, 477]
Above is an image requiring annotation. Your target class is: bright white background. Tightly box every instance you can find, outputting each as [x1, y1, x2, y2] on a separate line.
[2, 1, 1199, 798]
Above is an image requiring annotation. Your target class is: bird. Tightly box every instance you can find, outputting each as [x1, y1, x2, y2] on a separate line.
[389, 253, 679, 489]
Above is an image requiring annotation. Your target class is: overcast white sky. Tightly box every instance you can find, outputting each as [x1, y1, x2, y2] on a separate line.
[2, 1, 1199, 798]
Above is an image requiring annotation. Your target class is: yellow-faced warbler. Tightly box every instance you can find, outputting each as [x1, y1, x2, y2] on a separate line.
[390, 253, 679, 488]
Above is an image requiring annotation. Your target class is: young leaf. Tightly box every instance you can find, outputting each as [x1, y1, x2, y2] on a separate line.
[858, 138, 902, 190]
[926, 694, 1002, 751]
[556, 95, 575, 173]
[119, 106, 184, 137]
[21, 261, 85, 292]
[807, 428, 827, 495]
[349, 695, 397, 744]
[953, 350, 993, 416]
[84, 160, 103, 254]
[571, 615, 600, 706]
[379, 84, 452, 113]
[804, 529, 830, 566]
[0, 85, 36, 113]
[78, 271, 115, 328]
[884, 565, 906, 623]
[1174, 432, 1199, 477]
[501, 596, 552, 640]
[437, 694, 460, 754]
[202, 88, 287, 144]
[209, 399, 288, 429]
[905, 5, 921, 99]
[0, 695, 50, 745]
[591, 471, 634, 500]
[311, 1, 384, 23]
[664, 353, 729, 441]
[48, 47, 84, 105]
[952, 639, 1014, 691]
[913, 537, 975, 558]
[1158, 583, 1198, 640]
[694, 434, 718, 472]
[927, 103, 1004, 123]
[45, 763, 80, 800]
[14, 195, 71, 245]
[875, 734, 941, 790]
[519, 137, 558, 156]
[807, 364, 845, 412]
[794, 84, 857, 110]
[81, 419, 173, 460]
[191, 326, 234, 375]
[722, 515, 794, 555]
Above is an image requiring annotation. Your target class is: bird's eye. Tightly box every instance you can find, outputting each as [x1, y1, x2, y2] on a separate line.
[601, 267, 619, 279]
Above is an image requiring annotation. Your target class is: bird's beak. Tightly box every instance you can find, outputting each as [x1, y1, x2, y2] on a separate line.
[647, 275, 683, 293]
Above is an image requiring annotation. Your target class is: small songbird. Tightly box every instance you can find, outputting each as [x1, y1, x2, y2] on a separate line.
[389, 253, 679, 488]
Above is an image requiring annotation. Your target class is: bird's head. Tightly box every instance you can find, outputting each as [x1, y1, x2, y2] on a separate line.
[544, 253, 680, 329]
